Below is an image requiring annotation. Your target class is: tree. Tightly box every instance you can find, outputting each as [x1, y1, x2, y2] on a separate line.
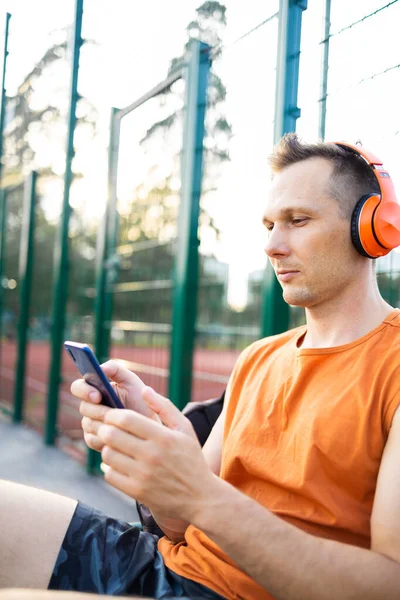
[115, 2, 232, 327]
[3, 31, 98, 186]
[1, 30, 99, 338]
[125, 1, 231, 247]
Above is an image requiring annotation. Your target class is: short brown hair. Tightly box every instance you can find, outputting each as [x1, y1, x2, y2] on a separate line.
[269, 133, 380, 218]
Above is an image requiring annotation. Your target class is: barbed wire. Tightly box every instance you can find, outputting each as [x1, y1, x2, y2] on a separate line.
[214, 0, 399, 61]
[356, 62, 400, 85]
[319, 62, 400, 102]
[205, 1, 398, 67]
[208, 12, 278, 60]
[200, 3, 400, 109]
[326, 0, 398, 41]
[299, 0, 399, 60]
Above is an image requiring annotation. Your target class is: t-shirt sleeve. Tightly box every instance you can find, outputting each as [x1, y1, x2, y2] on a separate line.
[383, 387, 400, 436]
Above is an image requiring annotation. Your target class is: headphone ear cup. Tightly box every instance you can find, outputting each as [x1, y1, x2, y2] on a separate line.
[373, 201, 400, 249]
[351, 195, 375, 258]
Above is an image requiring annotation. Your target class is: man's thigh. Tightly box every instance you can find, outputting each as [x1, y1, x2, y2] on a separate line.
[0, 480, 77, 590]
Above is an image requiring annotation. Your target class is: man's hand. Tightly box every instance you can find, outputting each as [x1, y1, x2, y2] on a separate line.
[97, 386, 218, 524]
[71, 361, 160, 452]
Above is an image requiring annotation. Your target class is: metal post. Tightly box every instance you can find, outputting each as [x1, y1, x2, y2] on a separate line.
[0, 14, 11, 372]
[45, 0, 84, 445]
[318, 0, 331, 140]
[0, 189, 7, 352]
[13, 171, 37, 422]
[88, 107, 120, 473]
[260, 0, 307, 338]
[168, 40, 211, 410]
[94, 107, 120, 365]
[0, 13, 10, 185]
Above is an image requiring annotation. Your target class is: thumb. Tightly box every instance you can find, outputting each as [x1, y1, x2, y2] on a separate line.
[101, 360, 145, 390]
[142, 386, 195, 436]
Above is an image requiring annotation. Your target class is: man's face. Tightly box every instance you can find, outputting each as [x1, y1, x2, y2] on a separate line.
[263, 157, 360, 308]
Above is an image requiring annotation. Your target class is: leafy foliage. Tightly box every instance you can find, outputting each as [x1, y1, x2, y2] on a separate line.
[1, 31, 99, 336]
[116, 2, 232, 323]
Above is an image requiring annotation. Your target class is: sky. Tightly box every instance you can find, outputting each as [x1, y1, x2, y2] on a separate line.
[1, 0, 399, 309]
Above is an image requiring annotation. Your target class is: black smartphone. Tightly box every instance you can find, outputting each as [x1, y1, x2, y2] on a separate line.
[64, 341, 124, 409]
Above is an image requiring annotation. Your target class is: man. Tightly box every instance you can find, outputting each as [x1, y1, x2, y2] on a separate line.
[2, 134, 400, 600]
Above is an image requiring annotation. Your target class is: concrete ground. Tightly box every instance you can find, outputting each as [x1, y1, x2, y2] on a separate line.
[0, 412, 139, 522]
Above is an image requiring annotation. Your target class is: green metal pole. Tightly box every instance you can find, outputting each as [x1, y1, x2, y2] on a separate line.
[260, 0, 307, 338]
[88, 107, 120, 473]
[45, 0, 84, 445]
[0, 14, 11, 363]
[318, 0, 331, 140]
[168, 40, 211, 411]
[94, 107, 120, 365]
[93, 189, 109, 366]
[0, 189, 7, 350]
[0, 12, 10, 185]
[13, 171, 37, 422]
[102, 117, 121, 358]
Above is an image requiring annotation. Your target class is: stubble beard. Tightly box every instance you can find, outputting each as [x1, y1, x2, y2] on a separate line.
[281, 283, 316, 308]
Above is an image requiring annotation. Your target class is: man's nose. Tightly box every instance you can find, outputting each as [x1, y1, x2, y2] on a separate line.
[264, 227, 290, 259]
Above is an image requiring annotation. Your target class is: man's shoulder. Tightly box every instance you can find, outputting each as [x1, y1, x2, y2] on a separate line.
[377, 309, 400, 356]
[383, 308, 400, 333]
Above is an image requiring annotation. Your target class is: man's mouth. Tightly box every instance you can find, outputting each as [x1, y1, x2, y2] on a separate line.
[276, 269, 300, 282]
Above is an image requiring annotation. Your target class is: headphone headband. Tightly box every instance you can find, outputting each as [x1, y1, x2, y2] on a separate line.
[330, 141, 400, 258]
[333, 141, 398, 206]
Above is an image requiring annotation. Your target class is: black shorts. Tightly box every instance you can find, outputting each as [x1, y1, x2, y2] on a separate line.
[49, 501, 226, 599]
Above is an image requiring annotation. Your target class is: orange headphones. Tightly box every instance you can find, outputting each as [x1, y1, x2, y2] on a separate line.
[334, 142, 400, 258]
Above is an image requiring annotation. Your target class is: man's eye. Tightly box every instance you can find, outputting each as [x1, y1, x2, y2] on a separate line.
[266, 224, 274, 232]
[292, 218, 308, 226]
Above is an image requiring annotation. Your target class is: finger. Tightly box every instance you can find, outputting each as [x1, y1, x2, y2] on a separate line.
[81, 416, 105, 451]
[101, 360, 145, 390]
[79, 400, 111, 420]
[101, 445, 137, 477]
[142, 387, 193, 435]
[71, 378, 101, 403]
[102, 465, 142, 501]
[84, 433, 104, 452]
[103, 408, 163, 441]
[97, 423, 144, 457]
[81, 416, 103, 436]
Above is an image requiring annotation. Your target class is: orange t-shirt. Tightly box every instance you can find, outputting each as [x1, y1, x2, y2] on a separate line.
[159, 310, 400, 599]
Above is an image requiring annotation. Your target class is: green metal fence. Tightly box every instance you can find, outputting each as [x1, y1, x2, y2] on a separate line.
[104, 87, 184, 400]
[95, 41, 211, 416]
[192, 9, 280, 401]
[0, 184, 24, 415]
[45, 0, 84, 446]
[23, 177, 56, 435]
[1, 0, 400, 469]
[0, 176, 40, 424]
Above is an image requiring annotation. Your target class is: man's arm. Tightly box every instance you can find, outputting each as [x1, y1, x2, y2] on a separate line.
[191, 406, 400, 600]
[100, 389, 400, 598]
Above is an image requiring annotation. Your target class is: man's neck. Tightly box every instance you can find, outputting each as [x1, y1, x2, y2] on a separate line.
[301, 285, 394, 349]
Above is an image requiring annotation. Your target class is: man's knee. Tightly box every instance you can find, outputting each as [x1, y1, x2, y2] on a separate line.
[0, 480, 77, 589]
